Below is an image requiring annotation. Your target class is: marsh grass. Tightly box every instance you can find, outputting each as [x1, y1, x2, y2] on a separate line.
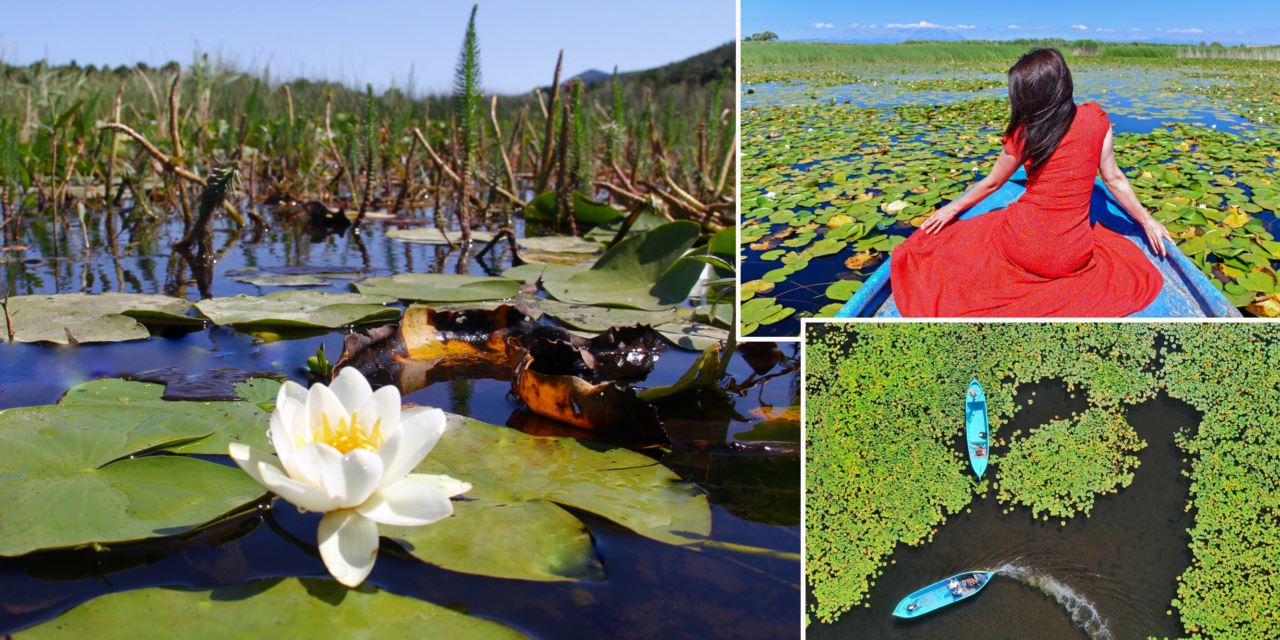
[0, 16, 734, 259]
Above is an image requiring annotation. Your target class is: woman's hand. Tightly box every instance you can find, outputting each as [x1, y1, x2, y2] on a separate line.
[1139, 216, 1173, 258]
[919, 203, 962, 234]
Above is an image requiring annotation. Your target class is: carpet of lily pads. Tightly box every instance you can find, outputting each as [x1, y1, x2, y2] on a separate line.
[742, 56, 1280, 336]
[805, 321, 1280, 639]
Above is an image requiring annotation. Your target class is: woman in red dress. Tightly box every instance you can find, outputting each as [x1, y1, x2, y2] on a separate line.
[890, 48, 1169, 317]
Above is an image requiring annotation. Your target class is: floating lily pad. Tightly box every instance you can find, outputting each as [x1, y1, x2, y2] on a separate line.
[16, 578, 523, 639]
[196, 291, 399, 328]
[385, 228, 496, 245]
[0, 384, 268, 556]
[525, 191, 625, 226]
[385, 499, 601, 582]
[543, 221, 704, 310]
[55, 378, 277, 455]
[354, 274, 522, 303]
[657, 321, 731, 351]
[517, 235, 603, 254]
[539, 300, 678, 332]
[501, 263, 589, 286]
[226, 268, 331, 287]
[421, 414, 711, 546]
[4, 293, 199, 344]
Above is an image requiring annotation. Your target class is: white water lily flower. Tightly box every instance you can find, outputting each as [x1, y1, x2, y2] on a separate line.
[229, 367, 470, 587]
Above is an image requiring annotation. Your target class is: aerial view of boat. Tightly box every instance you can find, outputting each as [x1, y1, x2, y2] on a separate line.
[967, 378, 989, 479]
[892, 571, 996, 619]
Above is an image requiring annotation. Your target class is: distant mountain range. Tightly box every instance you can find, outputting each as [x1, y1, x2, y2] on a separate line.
[543, 42, 732, 92]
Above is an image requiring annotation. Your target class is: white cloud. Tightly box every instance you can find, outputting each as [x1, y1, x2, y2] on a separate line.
[848, 22, 878, 29]
[1165, 27, 1204, 34]
[1131, 27, 1143, 32]
[1007, 24, 1022, 30]
[812, 22, 835, 29]
[884, 20, 976, 31]
[1071, 24, 1088, 31]
[1094, 27, 1117, 33]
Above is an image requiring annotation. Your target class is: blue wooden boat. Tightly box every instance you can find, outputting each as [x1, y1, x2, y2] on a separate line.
[836, 168, 1241, 318]
[892, 571, 996, 619]
[966, 378, 989, 479]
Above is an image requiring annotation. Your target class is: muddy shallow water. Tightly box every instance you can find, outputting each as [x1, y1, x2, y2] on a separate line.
[808, 380, 1198, 640]
[0, 212, 802, 638]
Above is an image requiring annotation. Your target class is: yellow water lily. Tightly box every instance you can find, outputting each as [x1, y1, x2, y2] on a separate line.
[229, 367, 469, 587]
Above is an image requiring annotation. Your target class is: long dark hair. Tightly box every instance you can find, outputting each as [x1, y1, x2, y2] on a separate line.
[1004, 48, 1076, 173]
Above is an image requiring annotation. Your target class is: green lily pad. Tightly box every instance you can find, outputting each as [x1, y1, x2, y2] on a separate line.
[517, 235, 603, 254]
[0, 388, 266, 556]
[385, 499, 601, 582]
[501, 263, 589, 286]
[196, 291, 399, 328]
[824, 280, 862, 302]
[4, 293, 199, 344]
[421, 414, 711, 547]
[385, 228, 496, 245]
[539, 300, 678, 332]
[637, 344, 723, 403]
[354, 274, 522, 303]
[226, 269, 331, 287]
[543, 221, 703, 310]
[55, 378, 276, 455]
[657, 322, 731, 351]
[15, 578, 523, 639]
[525, 191, 624, 226]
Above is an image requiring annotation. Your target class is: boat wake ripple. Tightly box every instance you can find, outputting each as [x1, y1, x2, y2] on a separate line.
[993, 562, 1112, 640]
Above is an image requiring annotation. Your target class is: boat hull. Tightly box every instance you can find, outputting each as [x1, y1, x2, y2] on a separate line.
[892, 571, 996, 619]
[836, 168, 1241, 318]
[966, 378, 989, 479]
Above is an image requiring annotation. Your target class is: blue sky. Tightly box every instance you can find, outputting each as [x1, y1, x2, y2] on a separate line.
[0, 0, 734, 94]
[743, 0, 1280, 45]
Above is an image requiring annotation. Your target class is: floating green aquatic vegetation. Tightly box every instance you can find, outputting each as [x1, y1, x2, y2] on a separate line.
[542, 221, 704, 310]
[385, 499, 602, 582]
[804, 323, 1162, 624]
[195, 291, 400, 328]
[16, 578, 523, 638]
[0, 380, 272, 556]
[1159, 324, 1280, 639]
[353, 274, 522, 303]
[4, 293, 200, 344]
[384, 228, 497, 245]
[225, 268, 331, 287]
[420, 414, 711, 547]
[996, 407, 1146, 519]
[740, 59, 1280, 334]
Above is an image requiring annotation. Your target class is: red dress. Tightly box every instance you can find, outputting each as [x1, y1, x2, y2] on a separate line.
[890, 102, 1162, 317]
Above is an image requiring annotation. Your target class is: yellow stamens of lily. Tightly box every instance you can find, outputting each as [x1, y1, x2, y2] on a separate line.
[315, 411, 384, 454]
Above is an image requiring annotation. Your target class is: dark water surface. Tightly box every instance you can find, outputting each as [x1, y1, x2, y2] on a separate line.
[0, 212, 802, 638]
[809, 380, 1198, 640]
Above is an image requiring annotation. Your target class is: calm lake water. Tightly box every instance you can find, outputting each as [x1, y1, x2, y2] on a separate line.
[0, 211, 802, 638]
[808, 379, 1198, 640]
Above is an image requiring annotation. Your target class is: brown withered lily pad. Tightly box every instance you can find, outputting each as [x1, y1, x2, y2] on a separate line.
[334, 305, 539, 392]
[335, 304, 663, 403]
[506, 337, 663, 438]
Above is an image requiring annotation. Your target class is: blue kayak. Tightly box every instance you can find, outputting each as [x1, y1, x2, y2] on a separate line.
[836, 168, 1241, 318]
[966, 378, 989, 479]
[892, 571, 996, 619]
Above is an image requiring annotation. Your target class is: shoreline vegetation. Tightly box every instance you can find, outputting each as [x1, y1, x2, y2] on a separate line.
[0, 30, 734, 266]
[742, 39, 1280, 68]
